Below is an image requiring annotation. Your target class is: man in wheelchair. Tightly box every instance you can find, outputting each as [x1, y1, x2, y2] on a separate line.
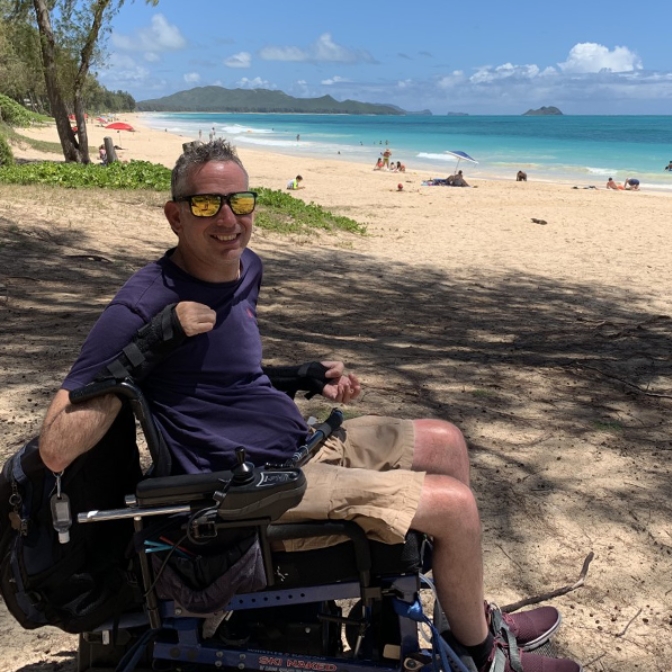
[37, 140, 581, 672]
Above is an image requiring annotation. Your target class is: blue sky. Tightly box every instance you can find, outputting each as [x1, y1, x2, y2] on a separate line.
[97, 0, 672, 115]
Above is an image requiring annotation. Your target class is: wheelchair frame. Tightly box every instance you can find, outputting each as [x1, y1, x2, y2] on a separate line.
[70, 379, 472, 672]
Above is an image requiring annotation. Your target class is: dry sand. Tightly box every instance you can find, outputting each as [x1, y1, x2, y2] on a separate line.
[1, 115, 671, 671]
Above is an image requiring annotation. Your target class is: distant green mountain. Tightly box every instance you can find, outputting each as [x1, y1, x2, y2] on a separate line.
[136, 87, 408, 115]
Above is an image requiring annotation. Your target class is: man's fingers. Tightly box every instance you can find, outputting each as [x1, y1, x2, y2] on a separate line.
[175, 301, 216, 336]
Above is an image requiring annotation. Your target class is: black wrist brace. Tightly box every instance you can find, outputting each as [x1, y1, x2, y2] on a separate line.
[263, 362, 330, 399]
[96, 303, 188, 383]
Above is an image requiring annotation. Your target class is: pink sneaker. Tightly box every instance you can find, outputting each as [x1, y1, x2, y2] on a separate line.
[487, 603, 561, 652]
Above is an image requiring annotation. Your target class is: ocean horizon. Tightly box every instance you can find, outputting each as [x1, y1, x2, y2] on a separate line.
[140, 112, 672, 190]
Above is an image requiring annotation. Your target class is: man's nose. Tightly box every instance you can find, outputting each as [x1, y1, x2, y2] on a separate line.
[214, 202, 238, 224]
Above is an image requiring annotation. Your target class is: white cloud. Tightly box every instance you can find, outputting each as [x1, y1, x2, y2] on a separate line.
[236, 77, 275, 89]
[184, 72, 200, 83]
[225, 52, 252, 69]
[321, 75, 350, 85]
[100, 53, 151, 83]
[437, 71, 465, 88]
[361, 41, 672, 113]
[111, 14, 186, 55]
[260, 45, 306, 62]
[98, 53, 167, 95]
[559, 43, 642, 73]
[260, 33, 376, 64]
[470, 63, 540, 84]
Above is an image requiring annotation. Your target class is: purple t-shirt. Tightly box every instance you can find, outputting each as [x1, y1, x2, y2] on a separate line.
[62, 248, 310, 473]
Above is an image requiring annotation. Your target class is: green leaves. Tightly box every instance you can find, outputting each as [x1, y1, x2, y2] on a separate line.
[0, 93, 40, 127]
[0, 133, 13, 166]
[0, 159, 171, 190]
[253, 186, 366, 235]
[0, 160, 366, 236]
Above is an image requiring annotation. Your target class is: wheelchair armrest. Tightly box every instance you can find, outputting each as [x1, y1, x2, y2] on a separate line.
[135, 465, 307, 523]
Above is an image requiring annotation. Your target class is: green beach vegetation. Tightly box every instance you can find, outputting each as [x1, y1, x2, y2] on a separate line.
[0, 157, 366, 236]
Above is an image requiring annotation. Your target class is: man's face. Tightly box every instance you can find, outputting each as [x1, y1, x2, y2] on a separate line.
[164, 161, 253, 282]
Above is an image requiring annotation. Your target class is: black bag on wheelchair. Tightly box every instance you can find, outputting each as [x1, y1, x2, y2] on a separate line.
[136, 513, 267, 614]
[0, 405, 143, 633]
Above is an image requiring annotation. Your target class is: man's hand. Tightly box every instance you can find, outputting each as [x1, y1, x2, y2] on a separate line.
[320, 360, 361, 403]
[175, 301, 216, 336]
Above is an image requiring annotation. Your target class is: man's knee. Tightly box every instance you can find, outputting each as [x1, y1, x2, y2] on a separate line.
[414, 474, 480, 538]
[412, 419, 469, 479]
[416, 418, 465, 447]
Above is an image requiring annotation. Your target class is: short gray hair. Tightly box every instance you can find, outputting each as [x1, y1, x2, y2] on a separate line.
[170, 139, 248, 198]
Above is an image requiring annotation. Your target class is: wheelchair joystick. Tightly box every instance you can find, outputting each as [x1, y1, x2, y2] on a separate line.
[232, 447, 255, 485]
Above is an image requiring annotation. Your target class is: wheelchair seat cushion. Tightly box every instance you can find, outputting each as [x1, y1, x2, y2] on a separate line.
[270, 530, 431, 588]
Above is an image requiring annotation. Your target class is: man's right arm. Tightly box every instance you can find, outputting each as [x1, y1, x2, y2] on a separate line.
[38, 301, 217, 473]
[39, 389, 122, 472]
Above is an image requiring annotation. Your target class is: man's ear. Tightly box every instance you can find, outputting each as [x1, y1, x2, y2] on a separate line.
[164, 201, 183, 236]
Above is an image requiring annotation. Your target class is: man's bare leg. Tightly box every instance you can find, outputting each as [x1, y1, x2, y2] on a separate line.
[410, 474, 488, 647]
[412, 419, 470, 485]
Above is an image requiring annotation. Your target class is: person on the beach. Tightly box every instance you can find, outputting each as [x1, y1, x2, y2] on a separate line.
[98, 145, 107, 165]
[396, 161, 406, 172]
[374, 157, 384, 170]
[606, 177, 623, 191]
[287, 175, 304, 190]
[516, 170, 527, 182]
[624, 177, 640, 190]
[38, 139, 581, 672]
[382, 148, 392, 169]
[665, 161, 672, 171]
[447, 170, 470, 187]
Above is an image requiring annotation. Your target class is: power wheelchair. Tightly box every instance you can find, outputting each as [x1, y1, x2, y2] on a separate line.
[67, 377, 475, 672]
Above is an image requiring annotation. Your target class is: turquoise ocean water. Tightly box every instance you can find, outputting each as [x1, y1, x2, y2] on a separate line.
[141, 113, 672, 190]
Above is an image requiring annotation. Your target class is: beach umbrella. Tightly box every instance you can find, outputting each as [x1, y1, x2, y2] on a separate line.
[105, 122, 134, 132]
[444, 150, 478, 173]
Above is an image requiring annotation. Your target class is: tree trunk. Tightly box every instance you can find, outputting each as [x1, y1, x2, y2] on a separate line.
[32, 0, 82, 162]
[71, 0, 113, 164]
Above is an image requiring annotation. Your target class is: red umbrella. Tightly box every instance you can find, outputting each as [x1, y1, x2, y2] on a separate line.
[105, 122, 134, 132]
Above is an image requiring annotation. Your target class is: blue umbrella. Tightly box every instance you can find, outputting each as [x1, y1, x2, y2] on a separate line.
[445, 150, 478, 173]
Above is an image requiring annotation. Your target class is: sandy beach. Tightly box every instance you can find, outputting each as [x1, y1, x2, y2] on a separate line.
[2, 115, 671, 671]
[14, 112, 672, 301]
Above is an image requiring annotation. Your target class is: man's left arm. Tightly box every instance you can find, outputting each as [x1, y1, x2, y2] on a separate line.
[263, 360, 360, 402]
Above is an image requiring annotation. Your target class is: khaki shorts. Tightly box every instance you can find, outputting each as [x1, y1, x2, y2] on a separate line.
[277, 416, 425, 551]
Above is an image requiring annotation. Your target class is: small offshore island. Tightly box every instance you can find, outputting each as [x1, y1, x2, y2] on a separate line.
[522, 106, 563, 116]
